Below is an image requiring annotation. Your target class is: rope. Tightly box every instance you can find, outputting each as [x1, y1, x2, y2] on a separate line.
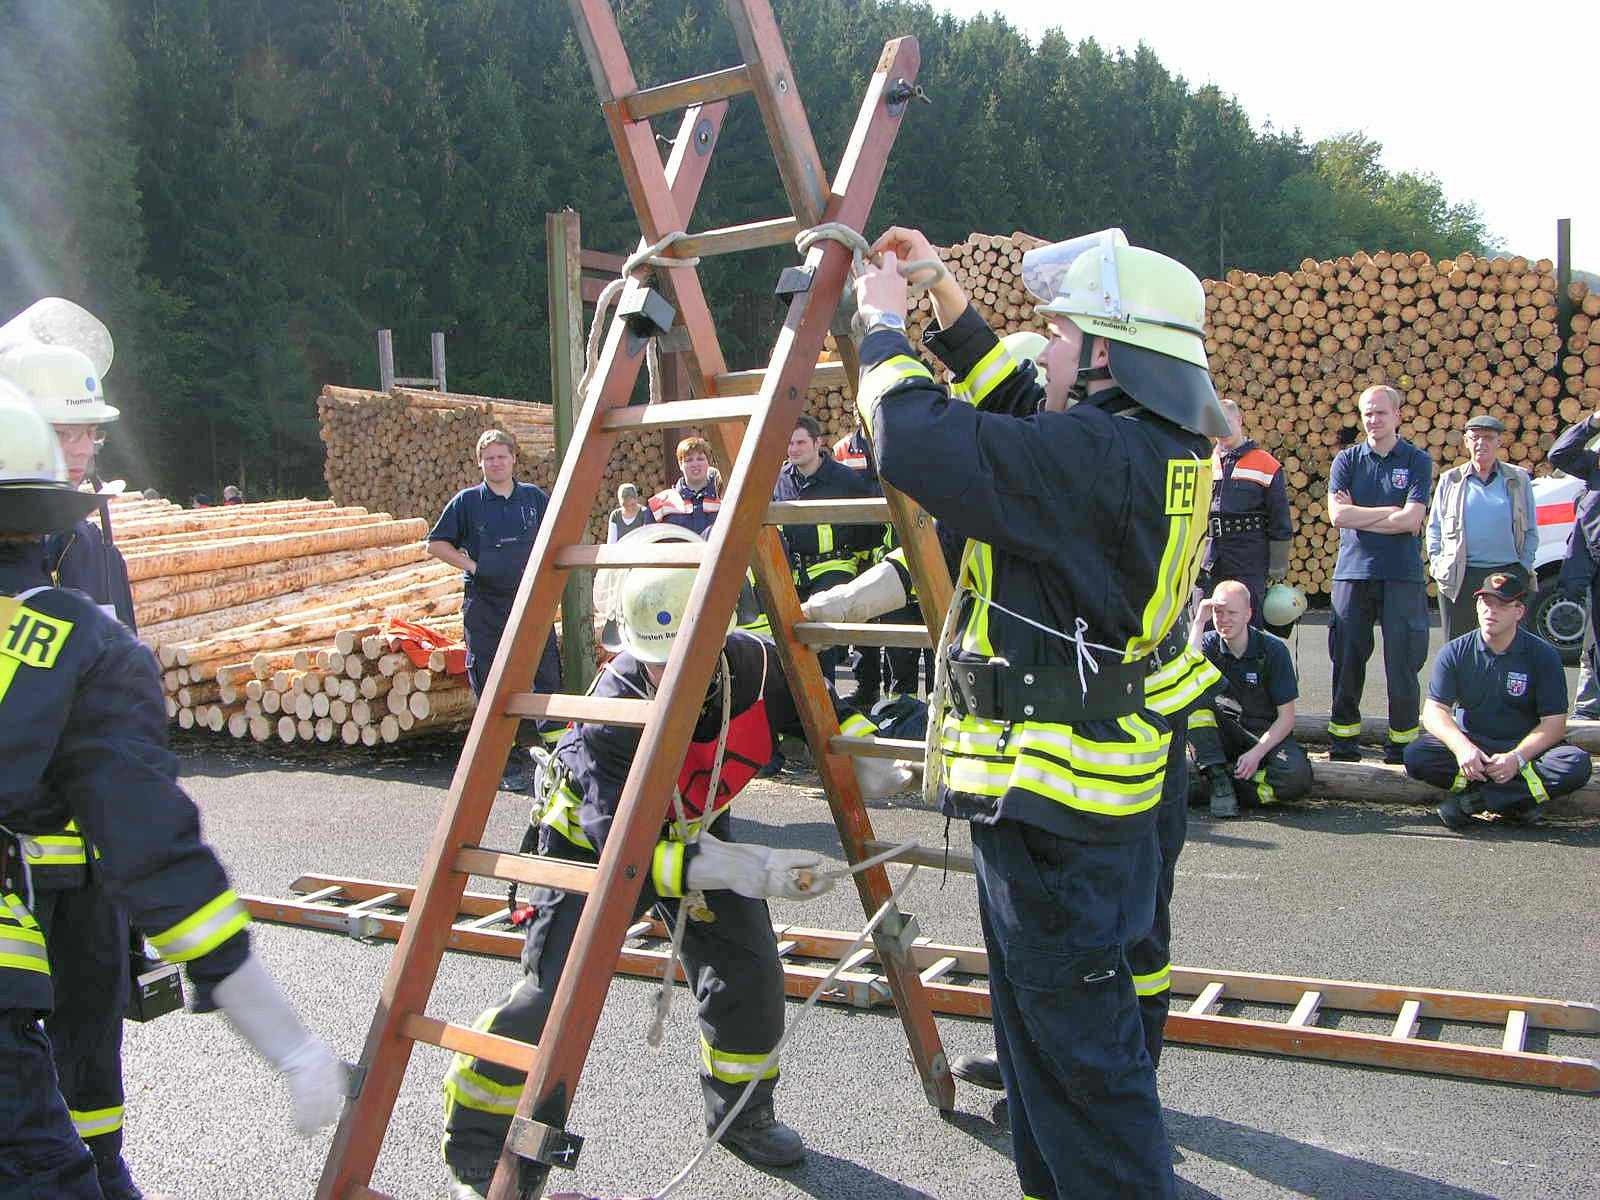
[577, 231, 701, 407]
[794, 223, 946, 293]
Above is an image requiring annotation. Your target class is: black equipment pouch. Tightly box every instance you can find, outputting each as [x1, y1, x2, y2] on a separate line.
[947, 657, 1146, 724]
[126, 936, 184, 1022]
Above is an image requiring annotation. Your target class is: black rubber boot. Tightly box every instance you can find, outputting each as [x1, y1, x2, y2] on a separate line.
[719, 1104, 806, 1167]
[950, 1050, 1005, 1091]
[1206, 765, 1239, 818]
[445, 1167, 492, 1199]
[1327, 739, 1361, 762]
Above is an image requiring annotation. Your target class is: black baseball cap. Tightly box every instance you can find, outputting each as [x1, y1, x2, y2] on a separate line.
[1474, 569, 1528, 603]
[1464, 414, 1506, 432]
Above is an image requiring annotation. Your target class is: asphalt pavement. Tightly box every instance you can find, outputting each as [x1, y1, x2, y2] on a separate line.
[116, 628, 1599, 1200]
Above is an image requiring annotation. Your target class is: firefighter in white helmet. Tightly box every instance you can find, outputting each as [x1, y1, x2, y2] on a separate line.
[0, 390, 344, 1197]
[440, 525, 912, 1197]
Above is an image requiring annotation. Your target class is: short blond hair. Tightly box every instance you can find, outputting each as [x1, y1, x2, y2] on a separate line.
[476, 429, 517, 460]
[1358, 384, 1402, 413]
[676, 435, 713, 463]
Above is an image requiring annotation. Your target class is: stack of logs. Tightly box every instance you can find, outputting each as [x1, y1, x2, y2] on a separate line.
[114, 496, 477, 746]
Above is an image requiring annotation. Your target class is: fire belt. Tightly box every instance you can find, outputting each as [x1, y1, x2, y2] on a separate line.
[947, 656, 1146, 725]
[1209, 513, 1268, 538]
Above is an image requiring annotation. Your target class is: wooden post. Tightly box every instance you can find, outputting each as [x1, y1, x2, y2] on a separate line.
[376, 329, 395, 393]
[430, 331, 447, 394]
[1556, 218, 1573, 351]
[548, 209, 596, 692]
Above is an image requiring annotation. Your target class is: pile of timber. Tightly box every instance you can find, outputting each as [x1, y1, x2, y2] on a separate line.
[111, 496, 477, 747]
[1567, 280, 1600, 413]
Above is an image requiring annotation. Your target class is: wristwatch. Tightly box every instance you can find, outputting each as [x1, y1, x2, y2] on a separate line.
[867, 313, 907, 335]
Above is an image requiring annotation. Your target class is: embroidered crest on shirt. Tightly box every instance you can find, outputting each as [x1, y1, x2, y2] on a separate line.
[1245, 671, 1259, 685]
[1506, 671, 1528, 697]
[1390, 468, 1409, 490]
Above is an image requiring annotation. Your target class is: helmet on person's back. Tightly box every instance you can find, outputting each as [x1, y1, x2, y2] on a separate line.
[0, 382, 100, 535]
[0, 341, 119, 425]
[1022, 228, 1227, 437]
[999, 330, 1049, 392]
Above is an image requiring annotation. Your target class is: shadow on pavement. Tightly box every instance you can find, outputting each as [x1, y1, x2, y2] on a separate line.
[1238, 801, 1600, 847]
[1166, 1108, 1499, 1200]
[746, 1148, 940, 1198]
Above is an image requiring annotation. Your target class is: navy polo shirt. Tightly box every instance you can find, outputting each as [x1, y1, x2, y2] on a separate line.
[1329, 437, 1432, 582]
[428, 480, 549, 597]
[1428, 626, 1566, 750]
[1200, 627, 1297, 728]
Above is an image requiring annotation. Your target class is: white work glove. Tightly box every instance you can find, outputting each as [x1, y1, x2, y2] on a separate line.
[213, 954, 347, 1136]
[685, 833, 834, 901]
[854, 755, 915, 799]
[800, 560, 909, 624]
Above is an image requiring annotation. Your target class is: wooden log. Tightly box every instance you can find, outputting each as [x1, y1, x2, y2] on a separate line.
[124, 518, 429, 582]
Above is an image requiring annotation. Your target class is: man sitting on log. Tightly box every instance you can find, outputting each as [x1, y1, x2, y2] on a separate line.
[648, 435, 722, 535]
[1186, 580, 1312, 817]
[1404, 568, 1591, 830]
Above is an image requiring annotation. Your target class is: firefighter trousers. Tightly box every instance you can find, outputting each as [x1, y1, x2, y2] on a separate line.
[972, 819, 1174, 1200]
[1, 1010, 103, 1200]
[1126, 716, 1187, 1069]
[1188, 710, 1314, 807]
[33, 882, 140, 1200]
[1403, 734, 1591, 816]
[463, 593, 563, 745]
[441, 822, 786, 1174]
[1328, 579, 1429, 753]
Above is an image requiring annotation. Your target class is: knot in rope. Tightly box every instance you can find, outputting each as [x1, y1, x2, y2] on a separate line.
[795, 222, 947, 293]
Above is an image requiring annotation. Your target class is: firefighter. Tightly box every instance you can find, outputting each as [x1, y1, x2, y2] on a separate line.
[0, 392, 344, 1197]
[1185, 580, 1313, 818]
[772, 414, 877, 689]
[1326, 384, 1432, 763]
[1201, 397, 1293, 627]
[441, 535, 912, 1198]
[851, 224, 1225, 1199]
[647, 435, 722, 534]
[828, 419, 891, 707]
[0, 334, 146, 1197]
[427, 430, 563, 790]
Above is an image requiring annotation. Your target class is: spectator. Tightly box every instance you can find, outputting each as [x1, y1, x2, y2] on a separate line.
[829, 419, 890, 707]
[1326, 384, 1432, 764]
[1404, 569, 1590, 830]
[1185, 580, 1312, 817]
[607, 483, 654, 543]
[648, 436, 721, 535]
[1426, 414, 1536, 639]
[139, 487, 161, 500]
[1547, 410, 1600, 720]
[192, 493, 213, 508]
[222, 484, 244, 505]
[1201, 398, 1293, 627]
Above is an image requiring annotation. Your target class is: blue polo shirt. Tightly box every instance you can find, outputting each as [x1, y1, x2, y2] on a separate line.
[1428, 626, 1566, 751]
[1329, 437, 1432, 582]
[1200, 627, 1297, 729]
[428, 480, 549, 598]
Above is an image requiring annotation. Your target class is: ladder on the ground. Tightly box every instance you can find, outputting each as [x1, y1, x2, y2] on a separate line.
[315, 4, 951, 1198]
[248, 872, 1600, 1094]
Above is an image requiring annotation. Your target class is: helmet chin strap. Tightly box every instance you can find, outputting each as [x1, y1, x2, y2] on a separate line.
[1065, 334, 1113, 404]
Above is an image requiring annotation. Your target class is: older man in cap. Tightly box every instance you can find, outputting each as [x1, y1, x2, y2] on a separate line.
[1404, 567, 1590, 830]
[1426, 414, 1537, 639]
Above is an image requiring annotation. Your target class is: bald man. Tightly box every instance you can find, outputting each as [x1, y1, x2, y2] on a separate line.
[1186, 581, 1312, 817]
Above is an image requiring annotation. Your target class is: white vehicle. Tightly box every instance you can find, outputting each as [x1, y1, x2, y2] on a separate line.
[1527, 471, 1589, 662]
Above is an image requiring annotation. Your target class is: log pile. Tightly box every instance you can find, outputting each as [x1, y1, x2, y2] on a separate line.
[1567, 280, 1599, 415]
[112, 496, 478, 747]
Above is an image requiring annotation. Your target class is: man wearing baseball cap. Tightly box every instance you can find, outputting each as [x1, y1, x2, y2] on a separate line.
[1426, 413, 1537, 639]
[1403, 567, 1591, 830]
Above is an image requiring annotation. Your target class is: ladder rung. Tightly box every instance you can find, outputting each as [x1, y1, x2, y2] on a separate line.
[298, 884, 347, 904]
[505, 693, 653, 726]
[345, 892, 400, 914]
[1189, 981, 1226, 1015]
[400, 1013, 537, 1072]
[454, 847, 599, 895]
[716, 360, 847, 396]
[621, 64, 752, 121]
[1392, 998, 1423, 1039]
[793, 621, 931, 648]
[775, 939, 799, 957]
[919, 955, 959, 984]
[626, 920, 654, 940]
[601, 397, 754, 432]
[1503, 1008, 1529, 1053]
[556, 542, 707, 569]
[838, 947, 876, 974]
[829, 734, 924, 761]
[766, 498, 891, 525]
[1287, 990, 1323, 1028]
[670, 216, 801, 259]
[457, 908, 511, 933]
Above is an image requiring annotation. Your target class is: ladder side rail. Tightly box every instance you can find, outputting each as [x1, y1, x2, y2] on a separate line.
[487, 34, 929, 1200]
[316, 99, 731, 1200]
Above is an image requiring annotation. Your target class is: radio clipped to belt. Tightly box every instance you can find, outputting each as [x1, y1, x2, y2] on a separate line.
[126, 929, 184, 1022]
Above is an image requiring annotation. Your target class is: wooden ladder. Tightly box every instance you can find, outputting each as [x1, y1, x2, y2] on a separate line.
[315, 4, 953, 1198]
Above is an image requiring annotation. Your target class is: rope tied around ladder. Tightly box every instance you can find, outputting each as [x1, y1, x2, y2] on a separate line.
[793, 222, 948, 293]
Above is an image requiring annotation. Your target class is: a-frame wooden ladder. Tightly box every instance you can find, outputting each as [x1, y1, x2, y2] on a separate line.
[316, 4, 955, 1198]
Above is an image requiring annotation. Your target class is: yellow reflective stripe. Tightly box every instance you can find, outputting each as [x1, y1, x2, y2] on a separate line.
[1450, 771, 1469, 794]
[1132, 964, 1171, 996]
[539, 783, 597, 851]
[1327, 721, 1362, 737]
[652, 841, 686, 898]
[944, 755, 1164, 816]
[817, 525, 834, 554]
[1129, 460, 1212, 659]
[1144, 650, 1221, 717]
[700, 1034, 779, 1084]
[1188, 708, 1218, 730]
[840, 712, 876, 739]
[1253, 767, 1277, 805]
[857, 355, 934, 435]
[1, 602, 74, 670]
[1388, 726, 1420, 745]
[1521, 762, 1550, 805]
[23, 833, 88, 867]
[954, 339, 1017, 407]
[148, 890, 250, 963]
[443, 1009, 526, 1115]
[0, 894, 48, 975]
[539, 726, 566, 746]
[958, 542, 996, 657]
[1013, 724, 1168, 775]
[71, 1105, 124, 1139]
[798, 558, 856, 580]
[0, 656, 17, 706]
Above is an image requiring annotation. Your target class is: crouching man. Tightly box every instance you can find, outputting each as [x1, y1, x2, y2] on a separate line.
[1404, 568, 1591, 830]
[1186, 580, 1313, 817]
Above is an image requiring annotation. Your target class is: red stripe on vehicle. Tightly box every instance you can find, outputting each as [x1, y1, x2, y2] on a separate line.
[1537, 502, 1576, 526]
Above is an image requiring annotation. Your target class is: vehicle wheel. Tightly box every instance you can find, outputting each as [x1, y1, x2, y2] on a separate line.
[1525, 582, 1587, 664]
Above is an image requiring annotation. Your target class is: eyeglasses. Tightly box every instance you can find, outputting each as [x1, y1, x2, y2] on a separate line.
[53, 425, 106, 450]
